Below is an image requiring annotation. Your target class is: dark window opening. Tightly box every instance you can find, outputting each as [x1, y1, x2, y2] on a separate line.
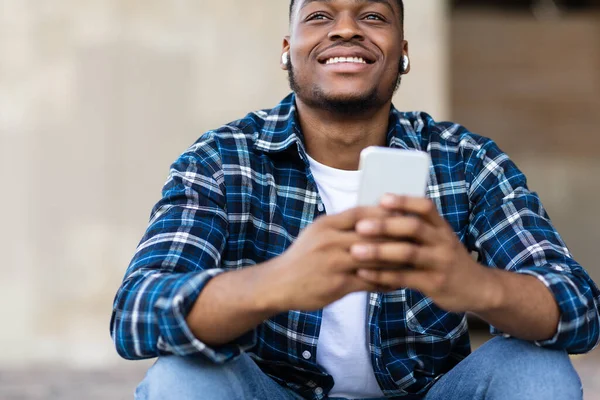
[452, 0, 600, 11]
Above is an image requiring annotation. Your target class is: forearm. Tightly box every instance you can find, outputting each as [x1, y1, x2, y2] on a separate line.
[474, 268, 560, 341]
[186, 259, 283, 347]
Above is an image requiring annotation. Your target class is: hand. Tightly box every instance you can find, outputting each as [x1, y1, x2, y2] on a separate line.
[350, 195, 499, 313]
[268, 206, 396, 312]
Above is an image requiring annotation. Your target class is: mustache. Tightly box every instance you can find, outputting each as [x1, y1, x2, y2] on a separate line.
[318, 41, 373, 55]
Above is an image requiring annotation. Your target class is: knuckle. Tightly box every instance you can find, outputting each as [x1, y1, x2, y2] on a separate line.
[408, 218, 423, 236]
[327, 252, 346, 269]
[371, 244, 383, 259]
[322, 234, 339, 247]
[347, 232, 362, 247]
[369, 270, 382, 282]
[383, 243, 400, 261]
[351, 207, 364, 221]
[432, 273, 447, 290]
[423, 200, 436, 214]
[314, 236, 332, 252]
[397, 196, 407, 208]
[404, 243, 418, 261]
[437, 249, 453, 269]
[378, 218, 390, 233]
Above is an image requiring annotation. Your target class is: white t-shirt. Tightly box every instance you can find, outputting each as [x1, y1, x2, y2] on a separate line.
[307, 154, 385, 399]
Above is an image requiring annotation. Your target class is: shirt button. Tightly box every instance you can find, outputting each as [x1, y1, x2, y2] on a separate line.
[314, 387, 324, 396]
[302, 350, 312, 360]
[317, 204, 325, 212]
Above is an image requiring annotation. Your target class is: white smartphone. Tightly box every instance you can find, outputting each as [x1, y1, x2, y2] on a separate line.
[357, 147, 431, 206]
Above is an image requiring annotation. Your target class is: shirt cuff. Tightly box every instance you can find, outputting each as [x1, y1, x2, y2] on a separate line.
[490, 265, 592, 351]
[154, 269, 257, 363]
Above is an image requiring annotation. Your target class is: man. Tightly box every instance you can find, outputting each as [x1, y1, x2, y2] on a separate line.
[111, 1, 600, 399]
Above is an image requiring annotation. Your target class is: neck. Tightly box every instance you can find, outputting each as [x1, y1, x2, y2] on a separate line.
[295, 97, 392, 171]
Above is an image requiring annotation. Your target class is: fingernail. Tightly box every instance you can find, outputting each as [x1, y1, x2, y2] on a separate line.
[356, 220, 378, 234]
[381, 194, 397, 206]
[358, 269, 374, 279]
[351, 244, 371, 259]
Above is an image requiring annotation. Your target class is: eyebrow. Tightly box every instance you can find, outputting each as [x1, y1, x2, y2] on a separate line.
[300, 0, 396, 15]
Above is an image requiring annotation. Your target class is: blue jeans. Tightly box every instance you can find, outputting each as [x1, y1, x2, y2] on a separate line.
[135, 337, 583, 400]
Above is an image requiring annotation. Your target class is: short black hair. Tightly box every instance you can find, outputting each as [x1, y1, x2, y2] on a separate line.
[289, 0, 405, 26]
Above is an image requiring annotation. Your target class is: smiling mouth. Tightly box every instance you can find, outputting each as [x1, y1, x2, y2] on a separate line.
[318, 52, 376, 66]
[324, 57, 368, 65]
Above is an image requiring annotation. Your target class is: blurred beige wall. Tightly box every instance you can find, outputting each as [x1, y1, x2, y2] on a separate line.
[452, 10, 600, 285]
[0, 1, 449, 368]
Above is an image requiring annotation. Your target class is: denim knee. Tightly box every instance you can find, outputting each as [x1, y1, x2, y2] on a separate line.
[478, 337, 583, 400]
[135, 353, 256, 400]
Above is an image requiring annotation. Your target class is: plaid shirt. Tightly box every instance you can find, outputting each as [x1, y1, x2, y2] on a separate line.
[111, 94, 600, 399]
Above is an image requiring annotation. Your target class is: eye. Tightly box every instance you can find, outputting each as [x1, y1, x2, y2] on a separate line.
[306, 12, 330, 21]
[364, 13, 385, 21]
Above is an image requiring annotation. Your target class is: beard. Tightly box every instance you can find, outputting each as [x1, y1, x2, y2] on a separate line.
[287, 59, 403, 117]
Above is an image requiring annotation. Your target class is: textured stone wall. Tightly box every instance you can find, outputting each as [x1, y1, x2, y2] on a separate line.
[0, 1, 449, 368]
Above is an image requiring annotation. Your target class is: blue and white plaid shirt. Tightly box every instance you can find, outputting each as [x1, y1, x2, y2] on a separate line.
[111, 94, 600, 399]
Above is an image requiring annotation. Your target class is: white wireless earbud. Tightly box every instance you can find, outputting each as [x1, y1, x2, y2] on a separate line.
[282, 52, 289, 65]
[402, 55, 410, 72]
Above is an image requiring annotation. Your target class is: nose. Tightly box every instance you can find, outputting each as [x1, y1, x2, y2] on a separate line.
[328, 13, 364, 42]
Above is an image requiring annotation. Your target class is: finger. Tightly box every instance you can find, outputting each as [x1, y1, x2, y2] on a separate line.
[329, 231, 388, 251]
[350, 242, 438, 269]
[357, 269, 434, 292]
[332, 250, 384, 272]
[380, 195, 446, 228]
[330, 231, 363, 249]
[355, 215, 441, 245]
[324, 206, 392, 231]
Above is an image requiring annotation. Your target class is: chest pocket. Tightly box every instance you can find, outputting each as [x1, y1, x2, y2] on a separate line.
[404, 289, 467, 338]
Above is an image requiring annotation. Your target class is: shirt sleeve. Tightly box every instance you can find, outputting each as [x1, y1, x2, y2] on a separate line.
[466, 139, 600, 354]
[110, 144, 256, 362]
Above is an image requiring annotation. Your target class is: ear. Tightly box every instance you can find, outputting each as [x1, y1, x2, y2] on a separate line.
[401, 40, 410, 75]
[281, 36, 291, 71]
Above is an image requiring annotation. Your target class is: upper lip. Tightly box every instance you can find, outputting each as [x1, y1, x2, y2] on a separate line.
[317, 47, 377, 64]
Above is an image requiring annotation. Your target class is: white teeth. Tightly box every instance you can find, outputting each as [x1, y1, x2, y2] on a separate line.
[325, 57, 367, 65]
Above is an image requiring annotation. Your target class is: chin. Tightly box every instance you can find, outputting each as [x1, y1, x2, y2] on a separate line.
[317, 84, 378, 102]
[321, 91, 371, 103]
[306, 86, 383, 116]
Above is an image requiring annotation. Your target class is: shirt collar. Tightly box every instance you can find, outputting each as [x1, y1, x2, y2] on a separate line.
[253, 93, 304, 154]
[254, 93, 419, 155]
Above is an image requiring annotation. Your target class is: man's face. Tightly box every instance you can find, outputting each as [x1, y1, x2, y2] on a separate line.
[285, 0, 408, 114]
